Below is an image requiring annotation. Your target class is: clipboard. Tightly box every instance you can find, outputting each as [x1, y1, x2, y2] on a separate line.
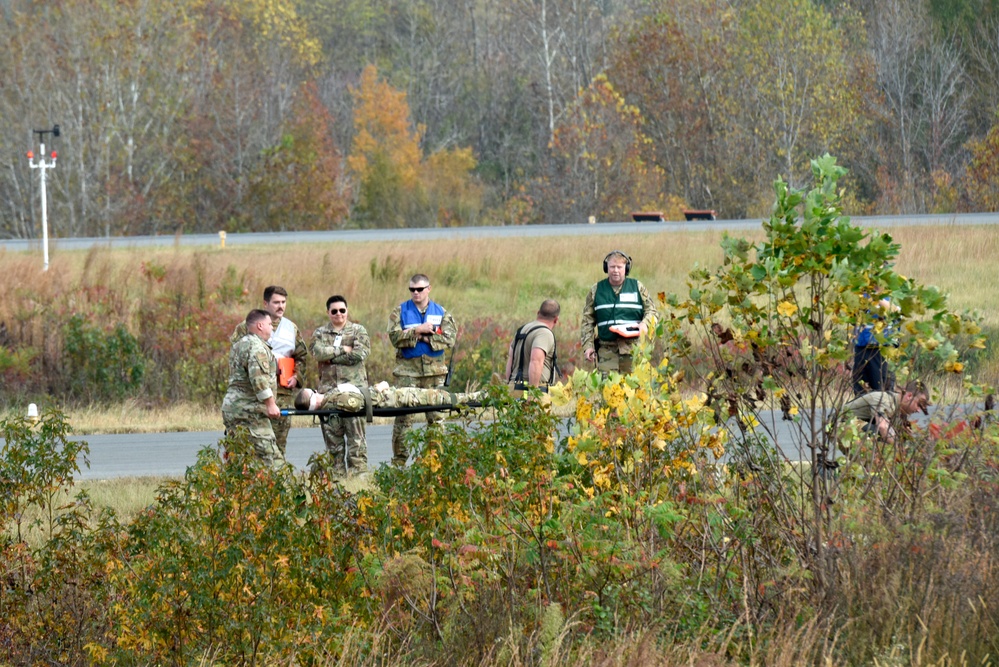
[609, 324, 641, 338]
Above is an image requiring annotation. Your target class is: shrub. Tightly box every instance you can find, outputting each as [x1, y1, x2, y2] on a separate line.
[0, 411, 118, 666]
[109, 432, 372, 665]
[136, 294, 233, 403]
[663, 155, 991, 600]
[63, 314, 145, 403]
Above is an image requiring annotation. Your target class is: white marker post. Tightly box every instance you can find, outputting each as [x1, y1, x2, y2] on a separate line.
[27, 125, 60, 272]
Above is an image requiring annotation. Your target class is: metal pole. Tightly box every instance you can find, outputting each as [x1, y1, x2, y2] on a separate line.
[39, 141, 49, 271]
[28, 127, 58, 272]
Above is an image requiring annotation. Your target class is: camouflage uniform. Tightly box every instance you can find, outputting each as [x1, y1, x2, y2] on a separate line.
[580, 279, 656, 376]
[387, 301, 457, 465]
[222, 334, 281, 466]
[231, 316, 307, 457]
[310, 320, 370, 474]
[318, 382, 480, 412]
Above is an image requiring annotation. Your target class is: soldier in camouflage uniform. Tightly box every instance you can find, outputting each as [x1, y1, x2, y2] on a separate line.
[295, 383, 481, 413]
[387, 274, 457, 466]
[222, 309, 283, 466]
[581, 251, 656, 377]
[310, 295, 370, 476]
[230, 286, 308, 458]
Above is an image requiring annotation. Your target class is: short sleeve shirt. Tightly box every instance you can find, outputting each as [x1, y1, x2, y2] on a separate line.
[510, 321, 556, 385]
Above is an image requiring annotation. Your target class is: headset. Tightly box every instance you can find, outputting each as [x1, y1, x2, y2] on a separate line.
[602, 250, 632, 276]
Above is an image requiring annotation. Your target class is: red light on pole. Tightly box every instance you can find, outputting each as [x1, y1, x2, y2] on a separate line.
[26, 150, 33, 159]
[50, 151, 57, 159]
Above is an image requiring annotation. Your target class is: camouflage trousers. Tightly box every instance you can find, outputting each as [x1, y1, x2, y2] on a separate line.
[222, 411, 283, 467]
[377, 386, 479, 408]
[320, 415, 368, 474]
[272, 415, 290, 458]
[273, 390, 296, 457]
[596, 345, 635, 377]
[391, 374, 447, 466]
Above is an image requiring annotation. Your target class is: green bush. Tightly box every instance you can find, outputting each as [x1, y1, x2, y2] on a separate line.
[109, 432, 371, 665]
[0, 411, 117, 667]
[63, 314, 145, 403]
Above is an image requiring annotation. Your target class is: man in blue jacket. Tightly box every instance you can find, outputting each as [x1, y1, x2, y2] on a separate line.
[387, 273, 457, 466]
[853, 296, 897, 396]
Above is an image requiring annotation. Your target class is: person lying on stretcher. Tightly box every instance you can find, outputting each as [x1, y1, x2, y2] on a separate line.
[294, 382, 482, 413]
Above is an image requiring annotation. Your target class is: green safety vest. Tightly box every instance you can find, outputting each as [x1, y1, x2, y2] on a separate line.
[594, 278, 644, 342]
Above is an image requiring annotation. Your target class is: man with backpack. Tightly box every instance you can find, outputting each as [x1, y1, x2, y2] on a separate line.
[506, 299, 562, 390]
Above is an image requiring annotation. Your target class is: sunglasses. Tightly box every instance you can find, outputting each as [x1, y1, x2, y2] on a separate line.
[329, 308, 347, 314]
[409, 286, 429, 293]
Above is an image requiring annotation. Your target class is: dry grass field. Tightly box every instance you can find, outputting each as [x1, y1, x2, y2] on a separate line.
[4, 223, 998, 432]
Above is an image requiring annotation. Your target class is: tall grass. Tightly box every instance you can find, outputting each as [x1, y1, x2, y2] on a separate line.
[15, 226, 994, 329]
[2, 225, 996, 426]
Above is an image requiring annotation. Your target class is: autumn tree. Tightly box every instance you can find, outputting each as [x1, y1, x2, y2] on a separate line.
[732, 0, 871, 192]
[347, 63, 482, 227]
[0, 0, 326, 237]
[175, 0, 324, 233]
[423, 147, 483, 227]
[869, 0, 970, 213]
[540, 74, 662, 222]
[963, 119, 999, 211]
[347, 64, 425, 227]
[608, 0, 876, 218]
[608, 0, 738, 215]
[0, 0, 200, 237]
[244, 81, 351, 231]
[665, 154, 987, 595]
[966, 12, 999, 133]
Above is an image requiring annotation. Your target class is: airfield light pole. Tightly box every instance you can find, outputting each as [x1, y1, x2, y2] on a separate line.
[27, 124, 60, 271]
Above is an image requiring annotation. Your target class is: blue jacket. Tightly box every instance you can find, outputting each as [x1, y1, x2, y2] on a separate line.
[399, 300, 446, 359]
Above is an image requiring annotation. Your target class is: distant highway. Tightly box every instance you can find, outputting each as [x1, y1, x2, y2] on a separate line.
[2, 213, 998, 252]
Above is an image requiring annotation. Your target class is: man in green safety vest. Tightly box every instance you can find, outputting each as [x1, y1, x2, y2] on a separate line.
[580, 250, 656, 377]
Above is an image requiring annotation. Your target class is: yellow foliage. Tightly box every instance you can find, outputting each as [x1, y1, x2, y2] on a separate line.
[684, 394, 706, 412]
[348, 64, 423, 191]
[226, 0, 322, 68]
[602, 383, 626, 410]
[423, 147, 483, 226]
[777, 300, 798, 317]
[592, 464, 613, 490]
[424, 449, 442, 473]
[549, 382, 573, 407]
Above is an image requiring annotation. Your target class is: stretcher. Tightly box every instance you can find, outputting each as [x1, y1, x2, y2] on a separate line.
[281, 400, 482, 424]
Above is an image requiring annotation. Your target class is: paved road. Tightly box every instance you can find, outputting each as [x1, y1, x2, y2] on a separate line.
[2, 212, 998, 251]
[66, 405, 967, 480]
[72, 423, 393, 480]
[69, 412, 814, 480]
